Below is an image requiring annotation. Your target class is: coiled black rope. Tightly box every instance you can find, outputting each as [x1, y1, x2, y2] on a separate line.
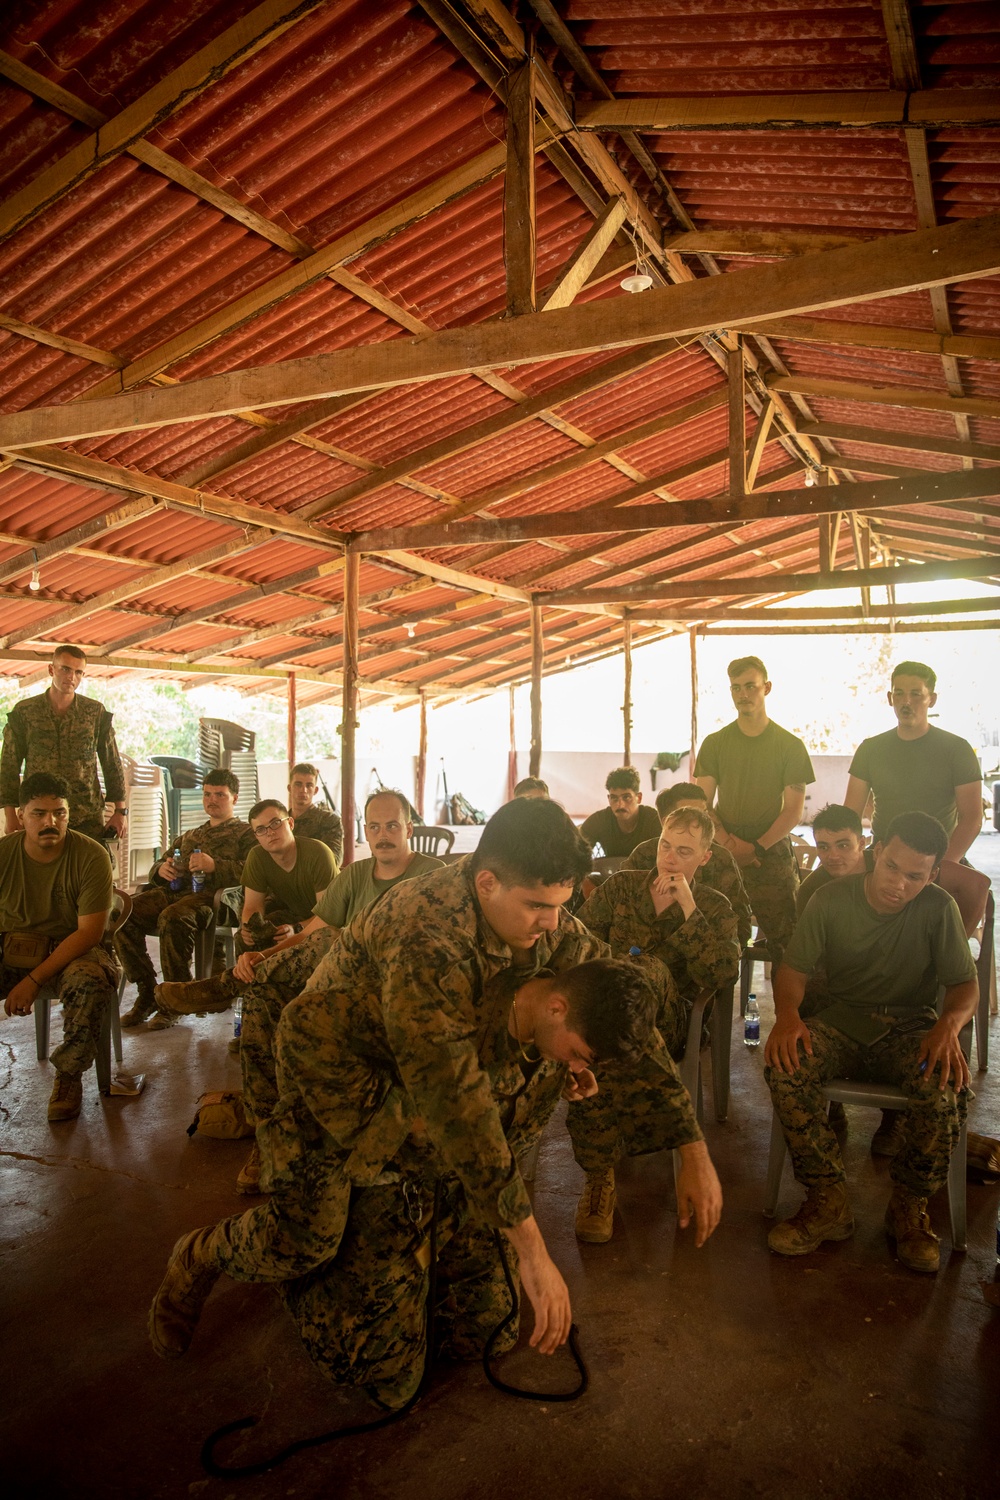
[199, 1187, 588, 1478]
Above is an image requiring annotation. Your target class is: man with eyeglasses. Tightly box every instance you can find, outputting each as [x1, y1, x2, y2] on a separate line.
[237, 799, 336, 953]
[1, 644, 127, 845]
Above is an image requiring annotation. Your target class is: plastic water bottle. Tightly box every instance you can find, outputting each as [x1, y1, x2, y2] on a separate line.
[744, 992, 761, 1048]
[169, 847, 183, 892]
[628, 945, 641, 958]
[190, 848, 205, 894]
[233, 998, 243, 1040]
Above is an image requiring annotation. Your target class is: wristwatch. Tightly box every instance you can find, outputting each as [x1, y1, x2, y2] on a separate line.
[752, 840, 767, 859]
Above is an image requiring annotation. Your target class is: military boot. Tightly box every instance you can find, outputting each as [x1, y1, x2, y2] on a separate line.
[155, 971, 238, 1016]
[235, 1141, 262, 1195]
[48, 1071, 83, 1122]
[121, 987, 156, 1027]
[871, 1108, 904, 1158]
[575, 1168, 616, 1243]
[885, 1186, 940, 1273]
[767, 1182, 854, 1256]
[148, 1226, 222, 1358]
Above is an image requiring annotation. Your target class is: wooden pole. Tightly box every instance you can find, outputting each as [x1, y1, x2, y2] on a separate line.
[505, 54, 536, 316]
[286, 671, 296, 772]
[416, 689, 427, 821]
[622, 618, 633, 766]
[728, 340, 746, 500]
[529, 602, 543, 778]
[689, 627, 699, 779]
[341, 550, 360, 864]
[507, 684, 518, 800]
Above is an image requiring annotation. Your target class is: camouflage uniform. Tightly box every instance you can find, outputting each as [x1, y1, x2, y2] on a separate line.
[624, 837, 754, 948]
[196, 859, 701, 1407]
[0, 948, 118, 1077]
[567, 871, 734, 1174]
[0, 690, 125, 841]
[114, 817, 253, 1012]
[293, 805, 343, 867]
[239, 929, 334, 1125]
[739, 840, 800, 967]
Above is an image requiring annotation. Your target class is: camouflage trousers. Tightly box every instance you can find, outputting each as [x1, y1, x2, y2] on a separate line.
[209, 1173, 517, 1409]
[566, 1045, 702, 1175]
[2, 948, 118, 1077]
[241, 931, 334, 1126]
[740, 838, 799, 968]
[113, 888, 215, 1001]
[765, 1019, 964, 1197]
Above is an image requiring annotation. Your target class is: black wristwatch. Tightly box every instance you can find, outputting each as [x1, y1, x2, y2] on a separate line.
[753, 840, 767, 860]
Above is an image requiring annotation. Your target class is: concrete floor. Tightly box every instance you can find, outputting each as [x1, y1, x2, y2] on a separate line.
[3, 841, 1000, 1500]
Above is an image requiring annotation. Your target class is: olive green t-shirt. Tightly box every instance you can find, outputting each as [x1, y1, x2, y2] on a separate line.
[784, 874, 975, 1044]
[848, 726, 981, 840]
[695, 720, 814, 842]
[0, 829, 112, 940]
[314, 852, 444, 928]
[241, 837, 337, 923]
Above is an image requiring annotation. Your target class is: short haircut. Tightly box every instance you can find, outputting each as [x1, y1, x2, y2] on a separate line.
[891, 660, 936, 692]
[663, 806, 714, 846]
[728, 655, 767, 680]
[364, 788, 409, 820]
[811, 804, 863, 838]
[605, 765, 640, 794]
[290, 762, 319, 780]
[882, 811, 948, 864]
[203, 768, 239, 796]
[514, 776, 548, 797]
[19, 771, 70, 806]
[558, 959, 657, 1066]
[655, 782, 707, 818]
[248, 798, 288, 824]
[52, 644, 86, 664]
[470, 798, 592, 888]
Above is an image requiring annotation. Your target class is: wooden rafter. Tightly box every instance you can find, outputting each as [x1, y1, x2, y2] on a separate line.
[573, 92, 1000, 131]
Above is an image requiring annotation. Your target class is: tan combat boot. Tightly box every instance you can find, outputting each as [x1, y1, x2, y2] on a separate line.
[120, 988, 156, 1027]
[871, 1108, 905, 1158]
[47, 1071, 83, 1122]
[235, 1141, 262, 1195]
[885, 1186, 940, 1273]
[155, 971, 237, 1015]
[767, 1182, 854, 1256]
[575, 1168, 616, 1243]
[148, 1226, 222, 1358]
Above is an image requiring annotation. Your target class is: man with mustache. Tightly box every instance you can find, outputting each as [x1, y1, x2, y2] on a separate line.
[0, 772, 118, 1122]
[156, 789, 442, 1191]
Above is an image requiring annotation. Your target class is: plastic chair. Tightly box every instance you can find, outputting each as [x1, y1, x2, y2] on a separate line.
[409, 827, 455, 857]
[193, 887, 240, 979]
[676, 984, 734, 1128]
[33, 890, 130, 1096]
[740, 938, 772, 1017]
[974, 889, 995, 1072]
[762, 1018, 972, 1253]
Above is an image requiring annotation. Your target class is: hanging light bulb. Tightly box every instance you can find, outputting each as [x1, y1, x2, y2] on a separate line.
[803, 469, 816, 488]
[29, 568, 41, 591]
[620, 269, 653, 294]
[406, 624, 415, 638]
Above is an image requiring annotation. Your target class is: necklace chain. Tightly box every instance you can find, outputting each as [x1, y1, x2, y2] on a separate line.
[512, 993, 542, 1064]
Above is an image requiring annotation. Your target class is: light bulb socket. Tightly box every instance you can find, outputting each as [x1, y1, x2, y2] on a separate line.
[29, 568, 41, 591]
[620, 272, 653, 294]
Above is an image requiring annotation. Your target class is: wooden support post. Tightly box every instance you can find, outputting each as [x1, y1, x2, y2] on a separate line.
[622, 618, 633, 766]
[286, 671, 296, 771]
[850, 513, 873, 618]
[728, 341, 746, 500]
[689, 628, 699, 778]
[529, 602, 543, 778]
[505, 56, 536, 316]
[416, 689, 427, 821]
[507, 685, 517, 801]
[341, 550, 360, 864]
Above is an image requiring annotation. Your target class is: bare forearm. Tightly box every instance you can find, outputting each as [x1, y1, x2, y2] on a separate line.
[940, 978, 979, 1030]
[945, 813, 982, 863]
[759, 790, 805, 848]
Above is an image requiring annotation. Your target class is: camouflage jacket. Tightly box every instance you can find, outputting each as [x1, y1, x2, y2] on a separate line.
[578, 869, 740, 1006]
[149, 816, 254, 895]
[0, 691, 126, 828]
[272, 857, 701, 1232]
[624, 836, 753, 948]
[293, 805, 343, 867]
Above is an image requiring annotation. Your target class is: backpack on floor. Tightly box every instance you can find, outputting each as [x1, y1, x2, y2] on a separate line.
[187, 1090, 254, 1140]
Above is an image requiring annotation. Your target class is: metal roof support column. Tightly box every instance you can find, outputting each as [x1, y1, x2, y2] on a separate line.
[689, 628, 699, 780]
[622, 618, 633, 766]
[341, 551, 360, 864]
[287, 671, 296, 773]
[416, 690, 428, 821]
[505, 53, 536, 316]
[529, 602, 543, 779]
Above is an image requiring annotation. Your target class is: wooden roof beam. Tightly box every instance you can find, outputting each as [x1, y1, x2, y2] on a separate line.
[573, 92, 1000, 131]
[765, 376, 1000, 422]
[798, 422, 1000, 465]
